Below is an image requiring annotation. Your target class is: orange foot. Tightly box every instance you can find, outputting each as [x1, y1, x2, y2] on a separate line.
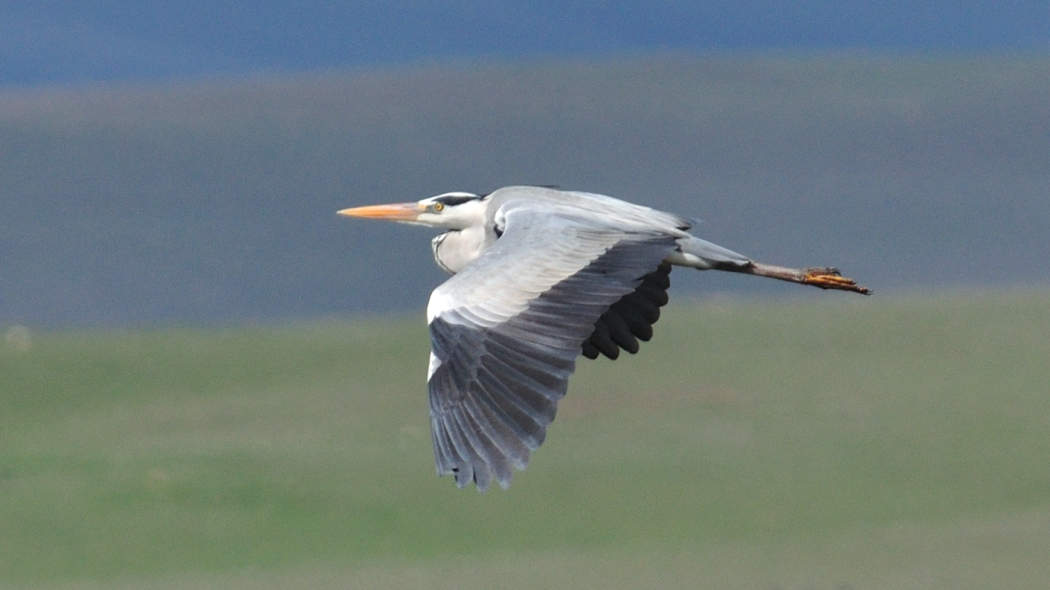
[803, 267, 872, 295]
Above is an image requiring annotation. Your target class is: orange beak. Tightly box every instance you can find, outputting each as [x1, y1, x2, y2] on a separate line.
[337, 202, 423, 221]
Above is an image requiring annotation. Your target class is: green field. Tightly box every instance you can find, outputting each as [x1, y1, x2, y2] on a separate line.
[2, 292, 1049, 589]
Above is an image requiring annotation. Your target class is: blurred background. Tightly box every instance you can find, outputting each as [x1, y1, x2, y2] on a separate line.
[2, 2, 1049, 589]
[2, 1, 1048, 327]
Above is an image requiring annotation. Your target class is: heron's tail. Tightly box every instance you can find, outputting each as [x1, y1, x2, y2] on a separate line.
[669, 236, 871, 294]
[667, 236, 752, 271]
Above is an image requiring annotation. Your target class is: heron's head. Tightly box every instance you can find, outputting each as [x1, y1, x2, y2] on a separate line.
[338, 192, 487, 230]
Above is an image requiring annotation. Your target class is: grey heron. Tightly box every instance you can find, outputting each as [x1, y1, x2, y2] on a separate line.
[339, 185, 869, 491]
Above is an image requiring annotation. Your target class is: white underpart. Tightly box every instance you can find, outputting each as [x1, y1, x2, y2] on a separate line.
[664, 251, 711, 269]
[427, 351, 442, 380]
[431, 225, 489, 274]
[669, 236, 751, 269]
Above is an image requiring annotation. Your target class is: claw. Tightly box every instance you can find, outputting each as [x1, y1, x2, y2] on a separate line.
[803, 268, 872, 295]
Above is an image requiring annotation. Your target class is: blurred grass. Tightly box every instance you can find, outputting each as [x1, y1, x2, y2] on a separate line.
[2, 291, 1049, 588]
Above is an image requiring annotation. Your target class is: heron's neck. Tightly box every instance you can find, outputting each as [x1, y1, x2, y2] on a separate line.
[432, 225, 489, 274]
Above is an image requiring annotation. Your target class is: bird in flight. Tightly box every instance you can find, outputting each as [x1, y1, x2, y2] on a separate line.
[339, 186, 869, 491]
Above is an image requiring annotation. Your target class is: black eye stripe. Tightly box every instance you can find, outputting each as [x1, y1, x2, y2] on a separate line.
[435, 195, 480, 207]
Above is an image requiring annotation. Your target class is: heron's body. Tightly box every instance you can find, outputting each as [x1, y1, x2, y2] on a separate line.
[426, 188, 749, 274]
[339, 185, 868, 491]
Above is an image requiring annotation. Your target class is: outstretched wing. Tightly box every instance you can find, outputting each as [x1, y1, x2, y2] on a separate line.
[426, 207, 677, 490]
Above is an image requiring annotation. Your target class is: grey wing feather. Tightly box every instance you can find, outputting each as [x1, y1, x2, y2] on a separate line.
[426, 208, 678, 490]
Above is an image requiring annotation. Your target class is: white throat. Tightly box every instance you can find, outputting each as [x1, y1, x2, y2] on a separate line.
[431, 225, 488, 274]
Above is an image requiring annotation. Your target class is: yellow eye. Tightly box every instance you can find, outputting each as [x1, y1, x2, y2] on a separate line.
[433, 202, 445, 212]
